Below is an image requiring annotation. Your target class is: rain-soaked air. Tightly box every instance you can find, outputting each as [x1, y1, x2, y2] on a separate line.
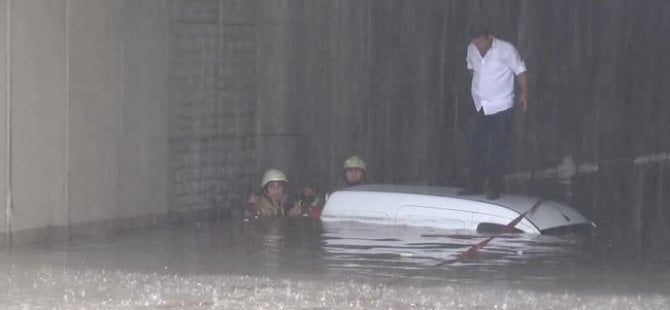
[1, 0, 669, 309]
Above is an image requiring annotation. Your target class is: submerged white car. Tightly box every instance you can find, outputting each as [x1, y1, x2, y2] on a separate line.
[321, 184, 595, 235]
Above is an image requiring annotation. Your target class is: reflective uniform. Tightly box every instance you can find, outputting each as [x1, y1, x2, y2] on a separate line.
[251, 194, 295, 219]
[296, 194, 323, 218]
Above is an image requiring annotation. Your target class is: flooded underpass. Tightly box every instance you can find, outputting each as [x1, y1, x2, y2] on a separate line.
[0, 1, 668, 308]
[1, 217, 668, 309]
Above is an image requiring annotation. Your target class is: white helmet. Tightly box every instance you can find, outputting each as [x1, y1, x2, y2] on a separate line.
[261, 169, 288, 188]
[343, 155, 366, 172]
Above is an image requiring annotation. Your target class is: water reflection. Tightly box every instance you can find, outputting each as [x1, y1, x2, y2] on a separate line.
[240, 218, 326, 274]
[1, 217, 668, 308]
[320, 220, 581, 283]
[0, 218, 622, 280]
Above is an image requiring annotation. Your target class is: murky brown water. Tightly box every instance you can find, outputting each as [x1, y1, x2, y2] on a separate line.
[1, 217, 669, 309]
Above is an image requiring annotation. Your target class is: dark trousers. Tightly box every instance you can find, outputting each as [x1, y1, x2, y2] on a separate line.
[468, 107, 512, 191]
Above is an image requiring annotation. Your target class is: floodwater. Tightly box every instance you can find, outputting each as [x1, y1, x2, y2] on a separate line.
[1, 217, 669, 309]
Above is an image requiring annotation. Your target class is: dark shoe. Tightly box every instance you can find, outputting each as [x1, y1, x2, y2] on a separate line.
[486, 189, 500, 200]
[486, 176, 503, 200]
[458, 187, 483, 196]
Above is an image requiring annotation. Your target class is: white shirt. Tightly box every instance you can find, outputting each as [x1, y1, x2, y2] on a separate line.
[466, 37, 526, 115]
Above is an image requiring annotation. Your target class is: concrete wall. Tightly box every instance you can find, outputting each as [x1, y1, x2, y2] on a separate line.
[0, 0, 169, 243]
[169, 0, 257, 215]
[11, 0, 69, 233]
[168, 0, 301, 216]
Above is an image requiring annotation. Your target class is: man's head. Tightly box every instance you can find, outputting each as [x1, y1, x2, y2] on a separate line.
[468, 22, 490, 40]
[261, 169, 287, 201]
[469, 23, 492, 55]
[343, 155, 366, 186]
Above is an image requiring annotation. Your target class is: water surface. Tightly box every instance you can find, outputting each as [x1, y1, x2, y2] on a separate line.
[1, 217, 668, 309]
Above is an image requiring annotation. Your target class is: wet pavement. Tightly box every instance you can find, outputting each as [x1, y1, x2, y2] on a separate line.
[1, 217, 669, 309]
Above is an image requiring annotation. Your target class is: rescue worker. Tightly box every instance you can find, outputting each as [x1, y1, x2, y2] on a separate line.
[342, 155, 367, 187]
[294, 155, 368, 218]
[295, 185, 324, 218]
[246, 169, 302, 220]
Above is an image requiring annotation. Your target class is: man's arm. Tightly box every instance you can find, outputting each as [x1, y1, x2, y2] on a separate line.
[516, 72, 528, 112]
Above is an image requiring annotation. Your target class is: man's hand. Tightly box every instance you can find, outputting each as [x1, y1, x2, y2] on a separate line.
[288, 205, 302, 217]
[516, 72, 528, 112]
[245, 193, 259, 219]
[247, 193, 258, 205]
[518, 92, 528, 112]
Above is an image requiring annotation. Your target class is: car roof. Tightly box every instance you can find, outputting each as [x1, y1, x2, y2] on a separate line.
[344, 184, 545, 214]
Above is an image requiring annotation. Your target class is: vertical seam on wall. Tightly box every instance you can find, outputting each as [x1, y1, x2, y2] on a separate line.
[253, 0, 259, 177]
[5, 0, 13, 247]
[217, 0, 223, 212]
[119, 0, 125, 218]
[366, 0, 372, 166]
[65, 0, 71, 229]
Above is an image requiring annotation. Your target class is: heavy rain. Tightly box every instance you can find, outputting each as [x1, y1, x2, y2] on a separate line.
[1, 0, 669, 309]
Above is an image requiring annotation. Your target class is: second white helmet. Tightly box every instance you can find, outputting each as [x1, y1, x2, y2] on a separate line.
[343, 155, 366, 172]
[261, 169, 288, 188]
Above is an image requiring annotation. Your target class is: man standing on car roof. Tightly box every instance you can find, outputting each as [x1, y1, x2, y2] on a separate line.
[458, 23, 528, 200]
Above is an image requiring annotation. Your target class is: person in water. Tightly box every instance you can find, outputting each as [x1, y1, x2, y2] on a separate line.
[298, 155, 369, 218]
[342, 155, 367, 187]
[246, 169, 302, 219]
